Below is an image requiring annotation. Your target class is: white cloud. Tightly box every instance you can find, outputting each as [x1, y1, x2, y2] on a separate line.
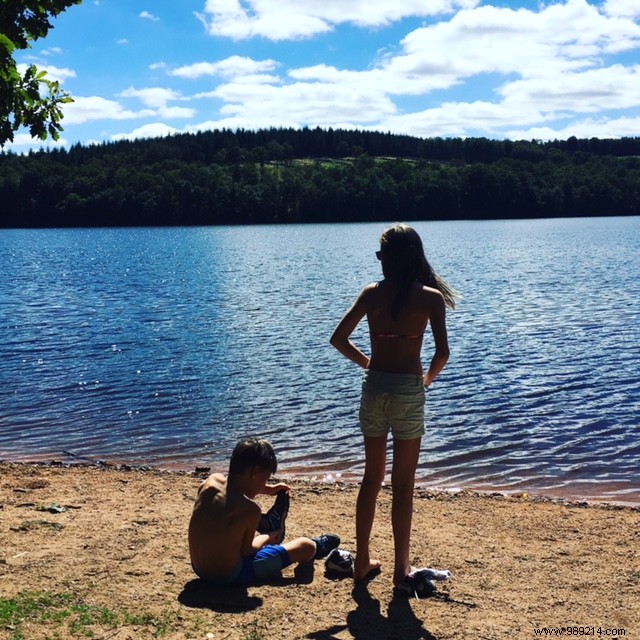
[289, 63, 454, 97]
[140, 11, 160, 22]
[17, 63, 76, 84]
[191, 0, 640, 131]
[119, 87, 184, 109]
[368, 100, 541, 139]
[117, 87, 196, 119]
[176, 0, 640, 141]
[172, 55, 279, 79]
[42, 65, 76, 84]
[602, 0, 640, 19]
[197, 0, 481, 41]
[210, 78, 396, 124]
[158, 106, 197, 118]
[185, 116, 294, 132]
[62, 97, 153, 125]
[111, 123, 180, 141]
[393, 0, 640, 86]
[108, 0, 621, 146]
[507, 115, 640, 141]
[3, 133, 67, 152]
[498, 65, 640, 115]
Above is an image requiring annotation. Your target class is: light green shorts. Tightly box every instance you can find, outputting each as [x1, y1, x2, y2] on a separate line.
[359, 370, 425, 440]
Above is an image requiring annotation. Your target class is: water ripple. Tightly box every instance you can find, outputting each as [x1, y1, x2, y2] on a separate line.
[1, 219, 639, 504]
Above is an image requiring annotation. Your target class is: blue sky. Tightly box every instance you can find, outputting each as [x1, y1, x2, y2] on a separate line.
[8, 0, 640, 153]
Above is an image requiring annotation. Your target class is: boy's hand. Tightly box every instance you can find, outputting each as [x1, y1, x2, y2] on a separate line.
[266, 529, 283, 544]
[264, 483, 290, 496]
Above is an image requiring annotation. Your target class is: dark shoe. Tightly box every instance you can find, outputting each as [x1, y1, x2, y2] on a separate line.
[311, 534, 340, 559]
[257, 490, 289, 543]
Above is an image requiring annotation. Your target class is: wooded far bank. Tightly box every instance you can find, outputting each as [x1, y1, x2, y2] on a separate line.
[2, 127, 639, 228]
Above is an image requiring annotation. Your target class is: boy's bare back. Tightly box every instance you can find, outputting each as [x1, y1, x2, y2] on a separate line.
[188, 473, 260, 581]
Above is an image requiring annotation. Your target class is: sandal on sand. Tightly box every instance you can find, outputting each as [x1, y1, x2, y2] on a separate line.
[257, 490, 290, 543]
[396, 568, 452, 599]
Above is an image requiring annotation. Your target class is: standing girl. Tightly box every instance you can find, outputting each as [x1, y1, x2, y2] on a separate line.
[330, 223, 457, 587]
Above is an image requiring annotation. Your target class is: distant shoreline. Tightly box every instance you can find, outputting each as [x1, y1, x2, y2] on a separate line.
[2, 457, 638, 509]
[3, 127, 640, 227]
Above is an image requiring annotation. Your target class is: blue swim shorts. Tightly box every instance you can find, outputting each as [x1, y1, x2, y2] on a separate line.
[194, 545, 292, 587]
[359, 370, 425, 440]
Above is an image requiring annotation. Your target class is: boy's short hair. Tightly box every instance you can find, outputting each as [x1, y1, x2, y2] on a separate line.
[228, 437, 278, 476]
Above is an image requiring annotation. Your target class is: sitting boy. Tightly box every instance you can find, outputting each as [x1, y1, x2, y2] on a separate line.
[189, 437, 339, 586]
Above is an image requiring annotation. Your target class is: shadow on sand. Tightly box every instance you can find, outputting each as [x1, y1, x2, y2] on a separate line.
[308, 582, 437, 640]
[178, 579, 263, 613]
[178, 562, 316, 613]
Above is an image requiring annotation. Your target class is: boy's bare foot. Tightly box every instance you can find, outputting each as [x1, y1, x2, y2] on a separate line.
[354, 559, 382, 583]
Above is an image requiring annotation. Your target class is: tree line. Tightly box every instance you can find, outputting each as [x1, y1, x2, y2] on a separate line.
[1, 127, 640, 227]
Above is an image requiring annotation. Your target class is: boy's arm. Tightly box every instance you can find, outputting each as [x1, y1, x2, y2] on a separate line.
[260, 482, 290, 496]
[239, 503, 272, 557]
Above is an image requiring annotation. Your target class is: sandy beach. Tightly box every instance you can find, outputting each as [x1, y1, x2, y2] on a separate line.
[1, 461, 638, 640]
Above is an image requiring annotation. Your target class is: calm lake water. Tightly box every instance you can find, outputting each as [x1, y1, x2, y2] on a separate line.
[1, 217, 639, 504]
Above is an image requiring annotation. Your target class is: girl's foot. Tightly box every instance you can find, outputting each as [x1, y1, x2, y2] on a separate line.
[393, 565, 419, 587]
[354, 558, 382, 583]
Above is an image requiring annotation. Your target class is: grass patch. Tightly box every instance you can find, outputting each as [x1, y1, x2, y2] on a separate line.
[0, 591, 173, 639]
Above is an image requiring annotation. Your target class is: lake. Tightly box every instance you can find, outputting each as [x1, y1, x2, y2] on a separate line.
[1, 217, 639, 504]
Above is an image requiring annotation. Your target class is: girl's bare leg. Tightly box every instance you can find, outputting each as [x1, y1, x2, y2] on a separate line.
[390, 437, 422, 586]
[354, 435, 386, 581]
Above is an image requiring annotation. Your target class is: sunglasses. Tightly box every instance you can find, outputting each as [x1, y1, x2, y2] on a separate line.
[375, 250, 383, 260]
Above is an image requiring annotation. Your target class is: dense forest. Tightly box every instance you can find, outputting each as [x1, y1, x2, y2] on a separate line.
[1, 127, 640, 227]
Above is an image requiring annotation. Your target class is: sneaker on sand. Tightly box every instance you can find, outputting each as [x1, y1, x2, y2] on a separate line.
[257, 490, 289, 543]
[418, 568, 452, 581]
[396, 568, 451, 599]
[325, 548, 354, 575]
[311, 534, 340, 559]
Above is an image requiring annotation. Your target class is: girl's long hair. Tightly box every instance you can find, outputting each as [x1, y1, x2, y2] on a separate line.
[379, 224, 458, 317]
